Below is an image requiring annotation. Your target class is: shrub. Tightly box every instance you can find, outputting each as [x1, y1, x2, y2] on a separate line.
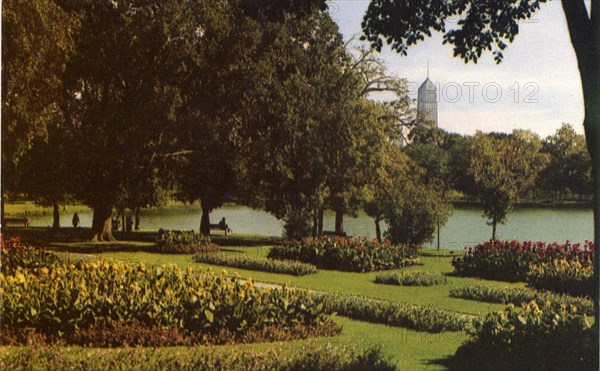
[156, 230, 219, 254]
[447, 302, 595, 370]
[374, 271, 447, 286]
[313, 292, 469, 333]
[0, 235, 63, 276]
[283, 209, 314, 240]
[268, 237, 418, 272]
[193, 253, 318, 276]
[0, 321, 341, 347]
[527, 259, 593, 297]
[0, 342, 398, 370]
[449, 283, 593, 315]
[451, 240, 594, 282]
[1, 259, 330, 345]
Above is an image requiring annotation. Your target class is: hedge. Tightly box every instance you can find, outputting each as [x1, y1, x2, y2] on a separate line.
[193, 253, 318, 276]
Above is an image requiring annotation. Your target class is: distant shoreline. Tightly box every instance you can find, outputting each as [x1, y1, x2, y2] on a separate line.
[452, 200, 592, 210]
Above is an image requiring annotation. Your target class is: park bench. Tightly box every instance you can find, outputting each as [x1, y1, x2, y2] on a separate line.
[210, 224, 232, 235]
[3, 217, 29, 229]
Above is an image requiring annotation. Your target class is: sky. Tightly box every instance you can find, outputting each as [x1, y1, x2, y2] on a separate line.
[328, 0, 590, 138]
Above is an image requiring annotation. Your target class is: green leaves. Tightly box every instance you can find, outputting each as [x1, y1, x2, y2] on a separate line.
[268, 236, 418, 272]
[193, 253, 318, 276]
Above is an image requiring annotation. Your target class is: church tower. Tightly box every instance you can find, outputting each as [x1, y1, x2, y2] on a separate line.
[417, 68, 438, 128]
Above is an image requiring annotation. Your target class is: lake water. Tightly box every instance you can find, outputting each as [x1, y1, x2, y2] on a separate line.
[27, 204, 593, 249]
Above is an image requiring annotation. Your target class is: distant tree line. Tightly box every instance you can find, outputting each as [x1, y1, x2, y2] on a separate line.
[405, 123, 592, 240]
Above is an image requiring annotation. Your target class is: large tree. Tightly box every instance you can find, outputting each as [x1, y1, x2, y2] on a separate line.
[238, 10, 370, 238]
[362, 0, 600, 353]
[469, 132, 541, 240]
[61, 0, 205, 240]
[1, 0, 77, 220]
[540, 123, 593, 199]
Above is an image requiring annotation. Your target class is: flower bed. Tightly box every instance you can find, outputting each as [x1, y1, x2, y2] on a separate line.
[0, 236, 63, 276]
[527, 259, 593, 297]
[193, 253, 318, 276]
[268, 237, 418, 272]
[374, 271, 447, 286]
[451, 240, 594, 282]
[1, 257, 332, 346]
[312, 292, 469, 333]
[155, 230, 219, 254]
[0, 342, 397, 371]
[448, 302, 595, 370]
[449, 283, 592, 315]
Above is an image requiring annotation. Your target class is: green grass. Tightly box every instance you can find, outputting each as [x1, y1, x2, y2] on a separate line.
[3, 237, 515, 369]
[101, 248, 513, 316]
[4, 202, 91, 217]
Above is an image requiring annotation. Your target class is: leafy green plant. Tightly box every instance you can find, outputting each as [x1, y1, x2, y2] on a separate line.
[374, 271, 447, 286]
[0, 235, 63, 276]
[312, 292, 469, 333]
[155, 230, 219, 254]
[1, 258, 330, 345]
[448, 302, 595, 370]
[193, 253, 318, 276]
[527, 259, 593, 297]
[268, 236, 418, 272]
[449, 283, 593, 315]
[0, 342, 398, 370]
[451, 240, 594, 282]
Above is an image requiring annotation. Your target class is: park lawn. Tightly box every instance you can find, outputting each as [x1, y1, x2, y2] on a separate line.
[100, 247, 481, 369]
[4, 202, 91, 217]
[101, 248, 516, 316]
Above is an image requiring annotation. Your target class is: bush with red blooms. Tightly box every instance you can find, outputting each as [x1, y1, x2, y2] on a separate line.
[451, 240, 594, 282]
[0, 235, 62, 276]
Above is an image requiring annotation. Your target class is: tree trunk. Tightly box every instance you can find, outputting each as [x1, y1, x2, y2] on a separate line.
[491, 221, 497, 242]
[119, 208, 125, 232]
[312, 211, 318, 238]
[335, 209, 344, 234]
[1, 194, 4, 227]
[134, 207, 140, 230]
[437, 217, 441, 251]
[52, 201, 60, 230]
[90, 204, 115, 241]
[318, 208, 324, 236]
[561, 0, 600, 356]
[375, 217, 382, 243]
[200, 203, 211, 236]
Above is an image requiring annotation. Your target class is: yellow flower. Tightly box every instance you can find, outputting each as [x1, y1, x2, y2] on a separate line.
[14, 272, 26, 284]
[40, 267, 49, 275]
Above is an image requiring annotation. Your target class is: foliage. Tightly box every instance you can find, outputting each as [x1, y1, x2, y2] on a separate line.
[0, 342, 397, 371]
[1, 259, 330, 345]
[283, 208, 315, 240]
[374, 271, 447, 286]
[527, 259, 594, 297]
[193, 253, 318, 276]
[468, 132, 544, 239]
[2, 0, 77, 191]
[451, 240, 594, 282]
[156, 230, 219, 254]
[364, 146, 450, 245]
[268, 236, 418, 272]
[313, 292, 469, 333]
[0, 236, 63, 277]
[449, 283, 593, 316]
[540, 123, 593, 198]
[448, 302, 595, 371]
[1, 321, 340, 348]
[362, 0, 546, 63]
